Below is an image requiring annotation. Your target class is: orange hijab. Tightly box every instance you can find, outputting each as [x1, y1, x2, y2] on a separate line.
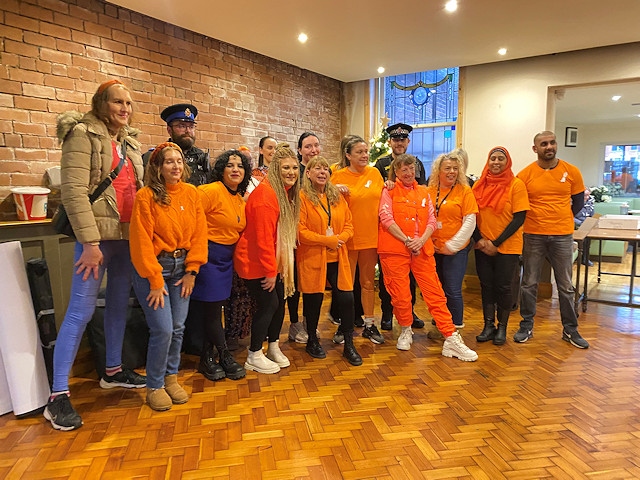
[472, 146, 514, 213]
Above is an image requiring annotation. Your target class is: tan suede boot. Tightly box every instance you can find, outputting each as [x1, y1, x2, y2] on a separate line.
[147, 387, 172, 411]
[164, 374, 188, 404]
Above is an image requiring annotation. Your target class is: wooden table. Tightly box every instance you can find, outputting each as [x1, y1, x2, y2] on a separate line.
[574, 217, 640, 311]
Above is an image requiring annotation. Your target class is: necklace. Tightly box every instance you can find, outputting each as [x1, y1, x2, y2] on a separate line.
[223, 185, 242, 223]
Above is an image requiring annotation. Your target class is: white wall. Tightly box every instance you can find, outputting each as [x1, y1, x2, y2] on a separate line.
[461, 43, 640, 177]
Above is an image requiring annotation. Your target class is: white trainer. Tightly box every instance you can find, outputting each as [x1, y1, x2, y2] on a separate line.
[244, 349, 280, 374]
[442, 331, 478, 362]
[396, 327, 413, 351]
[266, 340, 290, 367]
[288, 322, 308, 344]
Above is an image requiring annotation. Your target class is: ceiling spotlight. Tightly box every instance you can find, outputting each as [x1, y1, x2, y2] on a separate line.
[444, 0, 458, 12]
[298, 33, 308, 44]
[612, 95, 621, 101]
[377, 66, 385, 74]
[498, 48, 507, 56]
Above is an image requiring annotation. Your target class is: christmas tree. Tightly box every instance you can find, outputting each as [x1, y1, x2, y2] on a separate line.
[369, 116, 392, 164]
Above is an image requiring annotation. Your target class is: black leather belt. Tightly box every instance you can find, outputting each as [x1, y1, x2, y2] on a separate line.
[158, 248, 187, 258]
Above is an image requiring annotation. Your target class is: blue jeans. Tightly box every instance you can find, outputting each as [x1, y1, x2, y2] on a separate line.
[434, 247, 469, 327]
[519, 233, 578, 332]
[132, 256, 190, 389]
[52, 240, 132, 393]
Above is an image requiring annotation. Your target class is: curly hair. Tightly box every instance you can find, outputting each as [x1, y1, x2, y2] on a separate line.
[302, 156, 340, 206]
[144, 142, 191, 205]
[428, 151, 469, 188]
[211, 149, 252, 195]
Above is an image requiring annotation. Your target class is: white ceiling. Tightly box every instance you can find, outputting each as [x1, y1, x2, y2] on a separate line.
[107, 0, 640, 125]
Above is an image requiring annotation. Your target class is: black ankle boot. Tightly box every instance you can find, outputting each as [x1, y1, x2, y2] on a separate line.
[343, 334, 362, 366]
[306, 337, 326, 359]
[218, 347, 246, 380]
[493, 306, 510, 345]
[198, 345, 225, 381]
[476, 303, 497, 342]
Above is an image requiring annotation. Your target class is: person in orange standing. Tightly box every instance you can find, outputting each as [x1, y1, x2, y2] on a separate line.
[472, 146, 529, 345]
[378, 154, 477, 360]
[190, 150, 250, 382]
[331, 135, 386, 345]
[298, 156, 363, 365]
[234, 143, 301, 374]
[129, 142, 208, 411]
[426, 151, 478, 329]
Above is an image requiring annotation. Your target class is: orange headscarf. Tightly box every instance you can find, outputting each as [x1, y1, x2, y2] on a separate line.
[472, 146, 514, 213]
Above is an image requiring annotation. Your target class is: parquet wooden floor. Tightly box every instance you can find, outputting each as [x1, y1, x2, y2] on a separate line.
[2, 265, 640, 479]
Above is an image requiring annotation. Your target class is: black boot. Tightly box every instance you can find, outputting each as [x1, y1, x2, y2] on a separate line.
[218, 347, 246, 380]
[476, 303, 497, 342]
[343, 333, 362, 366]
[198, 345, 225, 381]
[306, 337, 326, 359]
[493, 306, 509, 345]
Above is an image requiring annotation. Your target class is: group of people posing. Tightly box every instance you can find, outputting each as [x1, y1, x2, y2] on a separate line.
[44, 79, 588, 432]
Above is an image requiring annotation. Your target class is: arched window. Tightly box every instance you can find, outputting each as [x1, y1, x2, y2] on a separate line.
[384, 67, 459, 174]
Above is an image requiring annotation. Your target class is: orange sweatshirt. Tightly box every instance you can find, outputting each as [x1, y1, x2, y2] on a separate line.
[297, 191, 354, 293]
[198, 181, 246, 245]
[129, 182, 208, 290]
[330, 165, 384, 250]
[233, 180, 280, 280]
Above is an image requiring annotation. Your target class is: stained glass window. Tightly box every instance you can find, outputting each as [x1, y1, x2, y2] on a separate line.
[384, 67, 459, 175]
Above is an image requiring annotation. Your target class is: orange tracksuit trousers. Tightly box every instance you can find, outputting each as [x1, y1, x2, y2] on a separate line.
[379, 252, 455, 336]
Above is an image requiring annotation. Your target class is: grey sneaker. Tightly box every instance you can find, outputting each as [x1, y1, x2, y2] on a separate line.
[99, 367, 146, 389]
[44, 394, 83, 431]
[332, 328, 345, 344]
[562, 330, 589, 349]
[288, 321, 308, 344]
[362, 325, 385, 344]
[513, 327, 533, 343]
[442, 331, 478, 362]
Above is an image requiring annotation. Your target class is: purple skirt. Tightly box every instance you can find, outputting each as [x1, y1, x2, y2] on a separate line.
[191, 241, 235, 302]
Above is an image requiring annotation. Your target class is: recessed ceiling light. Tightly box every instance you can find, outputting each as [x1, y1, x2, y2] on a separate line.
[377, 66, 385, 74]
[612, 95, 621, 101]
[444, 0, 458, 12]
[298, 33, 308, 44]
[498, 48, 507, 56]
[636, 114, 640, 118]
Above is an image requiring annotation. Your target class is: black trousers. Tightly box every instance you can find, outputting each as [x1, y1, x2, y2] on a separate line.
[475, 250, 520, 312]
[245, 277, 285, 351]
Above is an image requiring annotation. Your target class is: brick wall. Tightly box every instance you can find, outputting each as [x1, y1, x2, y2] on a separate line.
[0, 0, 343, 219]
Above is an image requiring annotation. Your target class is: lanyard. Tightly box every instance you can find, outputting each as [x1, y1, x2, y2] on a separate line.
[435, 183, 455, 218]
[319, 196, 332, 226]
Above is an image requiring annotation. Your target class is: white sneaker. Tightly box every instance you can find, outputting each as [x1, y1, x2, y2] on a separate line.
[442, 331, 478, 362]
[288, 322, 308, 344]
[397, 327, 413, 351]
[266, 340, 290, 368]
[244, 349, 280, 374]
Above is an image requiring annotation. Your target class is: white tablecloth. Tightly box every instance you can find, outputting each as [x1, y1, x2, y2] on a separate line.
[0, 241, 50, 416]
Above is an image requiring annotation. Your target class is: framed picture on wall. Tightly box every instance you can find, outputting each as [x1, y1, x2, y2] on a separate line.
[565, 127, 578, 147]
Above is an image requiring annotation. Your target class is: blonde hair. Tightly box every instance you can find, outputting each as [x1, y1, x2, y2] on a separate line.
[302, 156, 340, 206]
[265, 142, 300, 297]
[428, 151, 469, 188]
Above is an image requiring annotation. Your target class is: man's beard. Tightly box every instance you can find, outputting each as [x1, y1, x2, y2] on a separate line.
[173, 135, 195, 151]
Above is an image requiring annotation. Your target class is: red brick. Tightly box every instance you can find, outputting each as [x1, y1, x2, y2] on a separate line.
[8, 67, 44, 84]
[40, 48, 72, 65]
[14, 148, 47, 161]
[29, 111, 56, 124]
[53, 12, 83, 30]
[23, 136, 40, 148]
[48, 100, 86, 113]
[35, 60, 52, 74]
[72, 56, 100, 71]
[101, 38, 126, 55]
[0, 79, 23, 95]
[0, 24, 23, 42]
[23, 83, 56, 99]
[83, 21, 113, 40]
[44, 75, 75, 90]
[56, 39, 85, 56]
[14, 96, 48, 111]
[85, 46, 113, 62]
[10, 173, 47, 186]
[39, 21, 71, 40]
[14, 122, 47, 136]
[5, 12, 39, 33]
[39, 137, 57, 149]
[5, 134, 23, 147]
[100, 62, 127, 77]
[55, 89, 86, 104]
[51, 64, 67, 76]
[71, 30, 100, 48]
[5, 39, 39, 58]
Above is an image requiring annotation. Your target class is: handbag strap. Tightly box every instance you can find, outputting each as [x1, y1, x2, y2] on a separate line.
[88, 141, 127, 204]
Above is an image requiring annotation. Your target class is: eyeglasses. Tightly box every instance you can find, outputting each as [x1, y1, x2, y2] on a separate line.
[171, 122, 197, 132]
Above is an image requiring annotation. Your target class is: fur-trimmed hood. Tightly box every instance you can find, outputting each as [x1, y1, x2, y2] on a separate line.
[56, 111, 141, 147]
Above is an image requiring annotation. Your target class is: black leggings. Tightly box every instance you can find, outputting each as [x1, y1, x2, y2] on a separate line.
[189, 299, 226, 351]
[245, 277, 285, 352]
[304, 262, 354, 340]
[475, 251, 520, 312]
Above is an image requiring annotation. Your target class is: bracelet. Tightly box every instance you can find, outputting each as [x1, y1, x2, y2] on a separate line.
[88, 241, 100, 246]
[404, 237, 411, 245]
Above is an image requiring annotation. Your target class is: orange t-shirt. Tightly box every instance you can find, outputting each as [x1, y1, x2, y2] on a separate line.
[330, 166, 385, 250]
[425, 183, 478, 251]
[517, 160, 584, 235]
[475, 178, 530, 255]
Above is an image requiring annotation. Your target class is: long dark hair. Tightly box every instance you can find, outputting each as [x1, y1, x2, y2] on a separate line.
[258, 135, 276, 167]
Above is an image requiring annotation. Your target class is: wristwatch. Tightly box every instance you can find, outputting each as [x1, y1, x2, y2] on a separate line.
[187, 270, 197, 276]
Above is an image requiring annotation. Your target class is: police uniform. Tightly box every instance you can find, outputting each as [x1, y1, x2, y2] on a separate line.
[142, 103, 212, 187]
[374, 123, 426, 185]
